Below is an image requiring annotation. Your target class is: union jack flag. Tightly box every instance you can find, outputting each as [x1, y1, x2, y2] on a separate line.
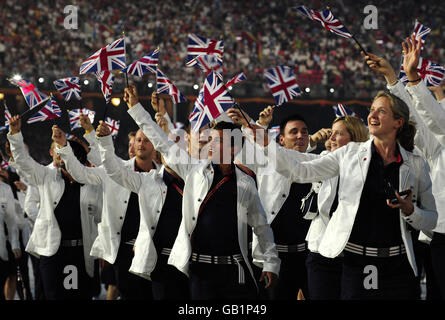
[412, 20, 431, 50]
[225, 73, 246, 88]
[95, 71, 114, 103]
[203, 71, 234, 120]
[295, 6, 353, 39]
[8, 78, 48, 109]
[264, 66, 301, 105]
[105, 117, 120, 137]
[399, 57, 445, 87]
[156, 68, 186, 104]
[69, 108, 95, 130]
[193, 54, 223, 80]
[0, 160, 10, 170]
[79, 38, 126, 74]
[27, 97, 62, 124]
[186, 34, 224, 67]
[53, 77, 81, 101]
[189, 86, 211, 133]
[333, 104, 358, 118]
[3, 105, 12, 130]
[121, 48, 159, 77]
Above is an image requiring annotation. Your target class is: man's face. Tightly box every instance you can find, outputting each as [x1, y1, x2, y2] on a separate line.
[207, 129, 238, 164]
[279, 120, 309, 152]
[134, 129, 154, 161]
[187, 129, 210, 159]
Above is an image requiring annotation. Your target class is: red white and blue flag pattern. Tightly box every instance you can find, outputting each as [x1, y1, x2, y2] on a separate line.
[3, 105, 12, 130]
[27, 97, 62, 124]
[186, 34, 224, 67]
[399, 57, 445, 87]
[105, 117, 120, 137]
[156, 68, 186, 104]
[189, 86, 211, 133]
[79, 38, 126, 74]
[8, 78, 49, 109]
[193, 54, 223, 80]
[121, 48, 159, 77]
[264, 66, 301, 105]
[225, 72, 246, 88]
[95, 71, 115, 103]
[295, 6, 353, 39]
[69, 108, 95, 130]
[203, 71, 234, 120]
[53, 77, 81, 101]
[412, 20, 431, 50]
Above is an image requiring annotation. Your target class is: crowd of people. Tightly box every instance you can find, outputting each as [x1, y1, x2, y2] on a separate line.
[0, 0, 443, 99]
[1, 31, 445, 301]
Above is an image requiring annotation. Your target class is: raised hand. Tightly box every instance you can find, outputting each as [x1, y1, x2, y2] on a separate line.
[51, 125, 67, 147]
[402, 35, 422, 83]
[79, 110, 94, 133]
[227, 107, 252, 127]
[310, 128, 332, 147]
[96, 120, 111, 137]
[124, 84, 139, 108]
[258, 105, 275, 127]
[155, 112, 169, 134]
[362, 52, 397, 85]
[8, 115, 21, 135]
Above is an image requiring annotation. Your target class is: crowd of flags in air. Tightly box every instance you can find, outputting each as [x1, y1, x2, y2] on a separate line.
[2, 5, 444, 139]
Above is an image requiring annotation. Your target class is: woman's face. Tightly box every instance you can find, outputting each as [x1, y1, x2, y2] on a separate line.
[367, 97, 402, 138]
[330, 120, 352, 151]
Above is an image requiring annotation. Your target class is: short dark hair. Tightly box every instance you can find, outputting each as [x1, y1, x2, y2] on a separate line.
[212, 121, 242, 131]
[279, 114, 307, 136]
[212, 121, 244, 148]
[68, 139, 88, 166]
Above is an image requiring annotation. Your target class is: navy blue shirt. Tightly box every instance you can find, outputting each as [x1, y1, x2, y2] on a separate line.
[192, 163, 240, 256]
[54, 174, 82, 240]
[349, 142, 403, 247]
[153, 169, 184, 250]
[271, 182, 312, 245]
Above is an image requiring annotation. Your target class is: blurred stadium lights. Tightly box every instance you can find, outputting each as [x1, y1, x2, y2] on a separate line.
[193, 84, 199, 90]
[38, 77, 45, 83]
[147, 82, 153, 88]
[12, 74, 22, 81]
[0, 93, 4, 100]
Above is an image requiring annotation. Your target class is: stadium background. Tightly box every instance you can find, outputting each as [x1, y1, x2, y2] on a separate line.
[0, 0, 443, 163]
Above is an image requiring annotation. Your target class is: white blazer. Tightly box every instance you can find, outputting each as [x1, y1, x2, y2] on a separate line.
[127, 103, 281, 283]
[55, 143, 137, 265]
[264, 138, 437, 276]
[7, 132, 101, 277]
[237, 138, 319, 264]
[97, 134, 168, 280]
[0, 181, 20, 261]
[389, 81, 445, 235]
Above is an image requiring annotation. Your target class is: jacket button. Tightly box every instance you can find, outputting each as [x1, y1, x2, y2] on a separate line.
[271, 211, 275, 215]
[282, 194, 286, 198]
[151, 227, 155, 230]
[117, 232, 120, 235]
[198, 198, 202, 202]
[124, 200, 127, 204]
[192, 217, 196, 220]
[119, 216, 123, 220]
[54, 202, 57, 205]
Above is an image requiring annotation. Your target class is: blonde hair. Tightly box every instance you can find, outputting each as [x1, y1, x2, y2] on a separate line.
[372, 91, 416, 151]
[332, 116, 369, 143]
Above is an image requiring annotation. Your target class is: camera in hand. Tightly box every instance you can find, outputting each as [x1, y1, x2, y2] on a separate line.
[384, 180, 411, 204]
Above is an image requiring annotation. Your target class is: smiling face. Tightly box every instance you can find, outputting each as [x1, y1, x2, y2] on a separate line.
[279, 120, 309, 152]
[330, 120, 352, 151]
[367, 96, 403, 139]
[134, 129, 154, 161]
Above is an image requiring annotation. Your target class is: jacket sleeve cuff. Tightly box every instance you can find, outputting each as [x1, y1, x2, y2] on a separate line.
[97, 134, 114, 148]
